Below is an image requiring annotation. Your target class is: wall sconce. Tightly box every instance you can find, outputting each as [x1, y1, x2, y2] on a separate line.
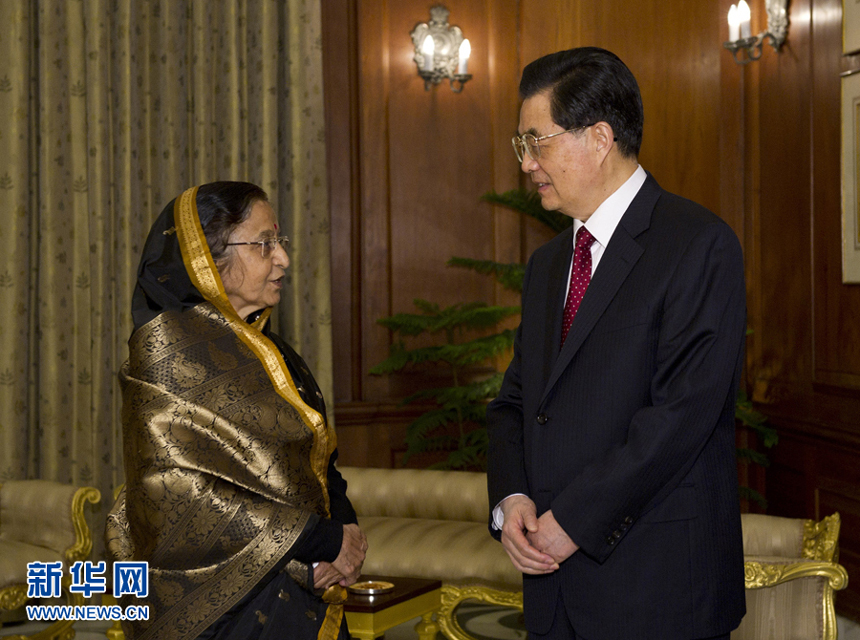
[410, 5, 472, 92]
[724, 0, 789, 64]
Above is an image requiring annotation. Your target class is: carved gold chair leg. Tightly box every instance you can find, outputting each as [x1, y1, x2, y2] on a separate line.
[100, 592, 125, 640]
[0, 584, 29, 629]
[415, 610, 440, 640]
[0, 584, 82, 640]
[437, 584, 523, 640]
[105, 618, 124, 639]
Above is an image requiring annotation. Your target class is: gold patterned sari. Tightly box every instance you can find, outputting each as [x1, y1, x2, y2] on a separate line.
[106, 186, 346, 640]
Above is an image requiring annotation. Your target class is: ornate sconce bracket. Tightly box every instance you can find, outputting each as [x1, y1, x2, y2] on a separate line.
[410, 5, 472, 92]
[724, 0, 789, 65]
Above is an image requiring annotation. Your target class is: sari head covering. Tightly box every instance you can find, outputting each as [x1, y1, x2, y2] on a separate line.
[106, 185, 343, 640]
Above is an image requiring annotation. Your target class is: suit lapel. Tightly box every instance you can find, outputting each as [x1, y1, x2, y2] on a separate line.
[540, 229, 574, 387]
[539, 174, 662, 406]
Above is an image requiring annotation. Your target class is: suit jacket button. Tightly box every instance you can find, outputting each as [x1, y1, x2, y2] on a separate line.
[613, 530, 622, 539]
[624, 516, 633, 525]
[536, 413, 548, 425]
[606, 536, 616, 545]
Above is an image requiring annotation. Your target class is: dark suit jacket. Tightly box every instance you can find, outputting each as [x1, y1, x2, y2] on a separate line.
[487, 174, 747, 640]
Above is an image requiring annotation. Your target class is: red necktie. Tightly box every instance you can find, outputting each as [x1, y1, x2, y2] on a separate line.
[561, 226, 596, 346]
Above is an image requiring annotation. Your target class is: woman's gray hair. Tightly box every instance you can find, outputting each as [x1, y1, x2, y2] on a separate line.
[195, 181, 269, 265]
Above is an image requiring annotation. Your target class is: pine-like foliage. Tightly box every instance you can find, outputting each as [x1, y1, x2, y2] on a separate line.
[370, 301, 518, 470]
[445, 258, 525, 292]
[481, 189, 572, 234]
[735, 388, 778, 508]
[370, 187, 568, 470]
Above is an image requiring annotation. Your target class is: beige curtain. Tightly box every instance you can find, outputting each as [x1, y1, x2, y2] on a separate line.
[0, 0, 332, 557]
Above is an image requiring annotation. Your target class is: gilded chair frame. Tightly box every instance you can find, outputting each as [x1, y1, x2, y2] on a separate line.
[742, 512, 848, 640]
[0, 484, 101, 640]
[438, 584, 523, 640]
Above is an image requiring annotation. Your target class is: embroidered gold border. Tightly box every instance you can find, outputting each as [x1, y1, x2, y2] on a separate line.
[173, 186, 334, 513]
[317, 604, 344, 640]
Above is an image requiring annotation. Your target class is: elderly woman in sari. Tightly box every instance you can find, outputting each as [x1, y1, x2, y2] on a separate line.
[107, 182, 366, 640]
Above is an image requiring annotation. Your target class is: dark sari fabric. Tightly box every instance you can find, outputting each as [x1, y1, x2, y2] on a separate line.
[106, 186, 352, 640]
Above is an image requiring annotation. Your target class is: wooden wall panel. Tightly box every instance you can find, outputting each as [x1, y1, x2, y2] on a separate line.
[517, 0, 580, 259]
[814, 0, 860, 388]
[385, 4, 494, 321]
[718, 0, 746, 244]
[753, 0, 814, 390]
[325, 0, 524, 465]
[323, 0, 362, 403]
[575, 0, 725, 216]
[746, 0, 860, 618]
[517, 0, 581, 74]
[355, 0, 393, 403]
[486, 3, 527, 307]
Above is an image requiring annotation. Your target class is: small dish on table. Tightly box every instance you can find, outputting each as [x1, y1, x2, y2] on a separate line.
[347, 580, 396, 596]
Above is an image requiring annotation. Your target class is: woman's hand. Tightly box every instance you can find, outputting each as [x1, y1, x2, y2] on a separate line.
[331, 523, 367, 587]
[313, 561, 342, 590]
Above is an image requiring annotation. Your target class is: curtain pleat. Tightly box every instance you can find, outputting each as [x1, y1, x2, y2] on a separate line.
[0, 0, 35, 478]
[0, 0, 333, 561]
[278, 0, 334, 404]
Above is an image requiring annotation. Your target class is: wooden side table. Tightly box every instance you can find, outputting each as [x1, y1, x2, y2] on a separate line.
[344, 576, 442, 640]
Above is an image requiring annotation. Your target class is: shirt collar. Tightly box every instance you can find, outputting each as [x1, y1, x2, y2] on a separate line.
[573, 165, 647, 248]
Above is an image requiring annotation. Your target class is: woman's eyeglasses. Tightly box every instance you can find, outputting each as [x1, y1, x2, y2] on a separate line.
[226, 236, 290, 259]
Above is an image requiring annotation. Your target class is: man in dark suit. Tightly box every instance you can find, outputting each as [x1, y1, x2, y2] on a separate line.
[487, 47, 747, 640]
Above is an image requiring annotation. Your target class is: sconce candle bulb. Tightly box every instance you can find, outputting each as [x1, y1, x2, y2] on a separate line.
[458, 39, 471, 75]
[738, 0, 752, 38]
[422, 35, 435, 72]
[728, 4, 740, 41]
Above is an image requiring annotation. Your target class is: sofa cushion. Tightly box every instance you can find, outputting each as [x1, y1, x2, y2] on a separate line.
[342, 467, 490, 523]
[741, 513, 804, 558]
[0, 539, 65, 589]
[0, 481, 78, 555]
[358, 515, 521, 591]
[732, 577, 825, 640]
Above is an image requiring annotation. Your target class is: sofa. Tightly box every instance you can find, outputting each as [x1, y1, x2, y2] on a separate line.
[340, 466, 848, 640]
[732, 512, 848, 640]
[0, 481, 101, 640]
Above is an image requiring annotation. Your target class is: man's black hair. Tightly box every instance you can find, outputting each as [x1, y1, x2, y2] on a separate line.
[519, 47, 644, 159]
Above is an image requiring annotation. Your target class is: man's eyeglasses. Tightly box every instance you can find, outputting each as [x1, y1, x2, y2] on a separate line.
[511, 124, 596, 162]
[226, 236, 290, 259]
